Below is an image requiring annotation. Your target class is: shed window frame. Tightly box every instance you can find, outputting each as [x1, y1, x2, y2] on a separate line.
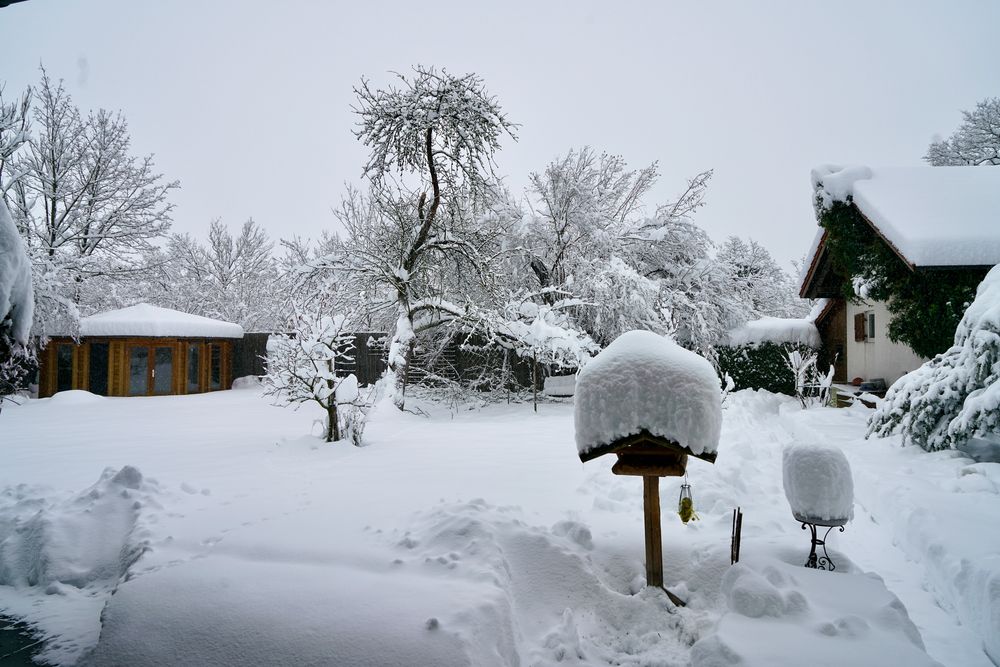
[866, 311, 876, 341]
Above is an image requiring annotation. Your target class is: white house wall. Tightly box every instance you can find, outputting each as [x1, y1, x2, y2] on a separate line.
[845, 299, 926, 384]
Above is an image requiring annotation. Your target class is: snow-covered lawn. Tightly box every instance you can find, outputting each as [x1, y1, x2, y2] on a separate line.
[1, 388, 998, 666]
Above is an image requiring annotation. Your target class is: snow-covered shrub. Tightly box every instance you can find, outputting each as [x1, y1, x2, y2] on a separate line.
[264, 311, 366, 443]
[500, 295, 598, 409]
[0, 199, 34, 405]
[869, 265, 1000, 451]
[717, 342, 817, 397]
[784, 348, 834, 409]
[782, 443, 854, 523]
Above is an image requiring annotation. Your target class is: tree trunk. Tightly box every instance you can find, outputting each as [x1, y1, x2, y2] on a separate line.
[387, 305, 416, 411]
[532, 352, 538, 413]
[326, 402, 340, 442]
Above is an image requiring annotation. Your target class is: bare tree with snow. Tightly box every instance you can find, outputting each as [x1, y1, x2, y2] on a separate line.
[925, 97, 1000, 166]
[1, 69, 177, 338]
[325, 67, 518, 409]
[520, 147, 657, 297]
[264, 310, 364, 443]
[716, 236, 808, 319]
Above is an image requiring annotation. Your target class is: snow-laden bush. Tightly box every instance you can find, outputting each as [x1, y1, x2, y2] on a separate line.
[264, 311, 366, 444]
[1, 199, 34, 404]
[717, 342, 816, 397]
[869, 265, 1000, 451]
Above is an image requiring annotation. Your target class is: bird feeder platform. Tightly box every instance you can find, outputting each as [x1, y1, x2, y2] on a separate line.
[579, 431, 715, 592]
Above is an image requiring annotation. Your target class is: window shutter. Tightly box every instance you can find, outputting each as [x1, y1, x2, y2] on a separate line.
[854, 313, 867, 342]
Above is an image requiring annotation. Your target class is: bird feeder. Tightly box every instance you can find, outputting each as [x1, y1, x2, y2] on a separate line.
[575, 331, 721, 593]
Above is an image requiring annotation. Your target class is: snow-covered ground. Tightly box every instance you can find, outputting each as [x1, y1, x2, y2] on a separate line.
[1, 387, 997, 666]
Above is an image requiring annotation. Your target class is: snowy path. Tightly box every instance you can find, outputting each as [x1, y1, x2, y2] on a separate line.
[0, 389, 997, 665]
[784, 406, 998, 667]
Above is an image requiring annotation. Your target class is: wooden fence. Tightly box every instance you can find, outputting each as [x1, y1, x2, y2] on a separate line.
[236, 331, 538, 388]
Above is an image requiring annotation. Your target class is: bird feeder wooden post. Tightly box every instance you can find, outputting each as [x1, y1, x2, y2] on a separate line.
[573, 330, 722, 600]
[579, 430, 716, 592]
[643, 475, 663, 587]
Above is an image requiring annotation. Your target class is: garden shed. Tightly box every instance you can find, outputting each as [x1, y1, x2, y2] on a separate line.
[38, 304, 244, 398]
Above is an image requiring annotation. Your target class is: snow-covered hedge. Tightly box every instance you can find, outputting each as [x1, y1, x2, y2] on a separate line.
[869, 265, 1000, 451]
[717, 342, 817, 396]
[0, 200, 33, 347]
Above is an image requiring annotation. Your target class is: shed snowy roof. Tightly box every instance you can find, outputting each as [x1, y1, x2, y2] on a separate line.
[727, 316, 821, 348]
[810, 165, 1000, 268]
[574, 330, 721, 459]
[80, 304, 244, 338]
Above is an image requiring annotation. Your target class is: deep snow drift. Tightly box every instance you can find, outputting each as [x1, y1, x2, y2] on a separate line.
[0, 388, 996, 665]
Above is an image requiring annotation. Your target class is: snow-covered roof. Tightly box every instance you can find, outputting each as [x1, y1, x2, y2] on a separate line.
[810, 165, 1000, 268]
[727, 316, 821, 348]
[575, 330, 721, 459]
[79, 304, 244, 338]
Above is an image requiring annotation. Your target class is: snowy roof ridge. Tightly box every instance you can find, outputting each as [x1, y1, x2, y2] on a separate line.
[726, 316, 821, 348]
[808, 165, 1000, 269]
[80, 303, 244, 338]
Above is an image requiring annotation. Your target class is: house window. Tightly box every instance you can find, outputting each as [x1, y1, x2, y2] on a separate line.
[866, 312, 876, 341]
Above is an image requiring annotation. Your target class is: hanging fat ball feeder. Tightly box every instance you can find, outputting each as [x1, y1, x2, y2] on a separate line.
[678, 477, 699, 523]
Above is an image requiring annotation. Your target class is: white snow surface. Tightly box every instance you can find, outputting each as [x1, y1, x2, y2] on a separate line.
[782, 443, 855, 522]
[543, 374, 576, 397]
[692, 559, 937, 667]
[811, 164, 1000, 267]
[727, 316, 821, 348]
[1, 389, 997, 666]
[76, 303, 244, 338]
[0, 198, 33, 344]
[575, 330, 722, 457]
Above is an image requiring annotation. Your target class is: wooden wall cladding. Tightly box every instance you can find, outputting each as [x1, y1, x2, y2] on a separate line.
[37, 337, 236, 398]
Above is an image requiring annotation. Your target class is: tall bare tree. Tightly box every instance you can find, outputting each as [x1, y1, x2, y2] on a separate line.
[925, 97, 1000, 166]
[328, 67, 518, 409]
[1, 68, 178, 336]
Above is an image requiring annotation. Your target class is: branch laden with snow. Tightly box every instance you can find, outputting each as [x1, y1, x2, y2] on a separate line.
[263, 310, 366, 444]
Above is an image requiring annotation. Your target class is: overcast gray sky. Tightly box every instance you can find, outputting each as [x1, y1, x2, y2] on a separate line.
[2, 0, 998, 269]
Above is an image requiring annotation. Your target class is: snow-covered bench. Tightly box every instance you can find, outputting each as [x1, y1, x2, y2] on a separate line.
[542, 374, 576, 397]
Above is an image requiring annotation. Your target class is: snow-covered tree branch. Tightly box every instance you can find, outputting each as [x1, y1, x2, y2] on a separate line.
[925, 97, 1000, 167]
[264, 310, 365, 444]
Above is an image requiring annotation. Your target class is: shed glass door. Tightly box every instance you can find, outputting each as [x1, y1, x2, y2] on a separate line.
[88, 342, 110, 396]
[127, 345, 174, 395]
[153, 346, 173, 394]
[128, 347, 149, 396]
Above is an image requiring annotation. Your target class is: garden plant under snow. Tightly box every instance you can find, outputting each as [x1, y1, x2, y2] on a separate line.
[869, 265, 1000, 451]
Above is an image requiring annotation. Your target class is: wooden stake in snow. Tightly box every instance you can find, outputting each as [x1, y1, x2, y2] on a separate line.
[574, 331, 721, 600]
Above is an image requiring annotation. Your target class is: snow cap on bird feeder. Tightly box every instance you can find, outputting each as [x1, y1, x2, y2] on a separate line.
[575, 330, 722, 473]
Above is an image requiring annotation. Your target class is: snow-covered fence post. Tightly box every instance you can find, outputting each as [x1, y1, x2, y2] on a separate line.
[782, 443, 854, 570]
[575, 331, 721, 598]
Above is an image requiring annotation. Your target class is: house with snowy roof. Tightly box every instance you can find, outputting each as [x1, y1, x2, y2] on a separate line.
[800, 165, 1000, 385]
[38, 303, 244, 397]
